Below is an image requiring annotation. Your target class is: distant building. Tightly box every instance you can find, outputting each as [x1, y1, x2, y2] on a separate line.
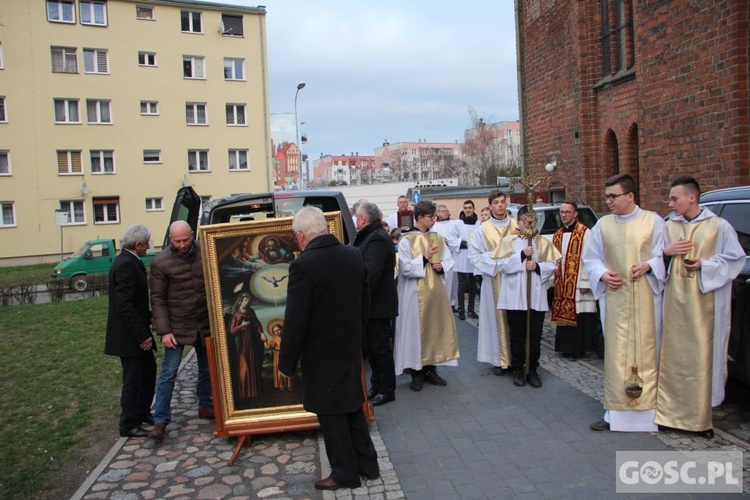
[517, 0, 749, 209]
[0, 0, 270, 263]
[372, 140, 464, 184]
[274, 142, 301, 190]
[312, 153, 375, 186]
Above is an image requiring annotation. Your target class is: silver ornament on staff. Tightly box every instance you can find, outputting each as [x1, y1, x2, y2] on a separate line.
[511, 172, 553, 375]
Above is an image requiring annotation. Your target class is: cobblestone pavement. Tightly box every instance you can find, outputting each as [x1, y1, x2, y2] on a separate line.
[74, 314, 749, 499]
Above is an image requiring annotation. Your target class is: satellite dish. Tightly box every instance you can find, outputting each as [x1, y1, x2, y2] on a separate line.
[81, 181, 89, 195]
[218, 19, 225, 33]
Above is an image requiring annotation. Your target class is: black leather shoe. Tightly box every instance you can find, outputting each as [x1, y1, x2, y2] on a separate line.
[424, 369, 447, 386]
[367, 388, 378, 400]
[410, 373, 424, 391]
[458, 310, 466, 320]
[491, 366, 509, 376]
[362, 471, 380, 481]
[119, 426, 149, 438]
[699, 429, 714, 439]
[526, 371, 542, 388]
[370, 393, 395, 406]
[590, 419, 610, 431]
[468, 311, 478, 319]
[513, 369, 526, 387]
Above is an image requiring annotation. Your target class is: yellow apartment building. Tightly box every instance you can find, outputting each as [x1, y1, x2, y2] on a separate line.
[0, 0, 271, 264]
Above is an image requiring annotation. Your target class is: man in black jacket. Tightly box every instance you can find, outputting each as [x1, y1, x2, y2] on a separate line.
[279, 206, 379, 491]
[354, 202, 398, 406]
[104, 224, 156, 438]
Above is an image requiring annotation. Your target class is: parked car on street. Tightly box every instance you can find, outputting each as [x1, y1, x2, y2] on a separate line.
[697, 186, 750, 386]
[507, 202, 599, 236]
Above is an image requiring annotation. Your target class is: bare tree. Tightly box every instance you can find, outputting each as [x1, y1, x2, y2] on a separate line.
[463, 109, 504, 185]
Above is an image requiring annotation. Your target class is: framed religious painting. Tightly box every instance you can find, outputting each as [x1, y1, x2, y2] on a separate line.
[199, 211, 372, 439]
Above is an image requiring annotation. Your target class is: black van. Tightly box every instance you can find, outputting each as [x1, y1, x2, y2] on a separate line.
[167, 186, 356, 247]
[699, 186, 750, 385]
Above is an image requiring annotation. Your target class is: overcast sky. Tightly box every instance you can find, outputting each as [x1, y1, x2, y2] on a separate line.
[216, 0, 519, 163]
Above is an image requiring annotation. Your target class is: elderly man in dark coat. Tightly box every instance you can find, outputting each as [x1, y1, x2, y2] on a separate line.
[354, 201, 398, 406]
[104, 224, 156, 438]
[279, 206, 379, 491]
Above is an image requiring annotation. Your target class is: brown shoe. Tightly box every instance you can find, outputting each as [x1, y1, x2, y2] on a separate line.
[148, 422, 167, 441]
[314, 476, 348, 490]
[198, 406, 215, 419]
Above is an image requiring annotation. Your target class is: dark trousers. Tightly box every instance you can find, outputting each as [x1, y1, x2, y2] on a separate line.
[318, 408, 379, 487]
[364, 318, 396, 397]
[119, 353, 156, 430]
[457, 272, 477, 313]
[506, 309, 545, 371]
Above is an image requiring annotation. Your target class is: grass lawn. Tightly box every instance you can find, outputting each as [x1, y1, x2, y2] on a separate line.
[0, 263, 56, 285]
[0, 296, 163, 499]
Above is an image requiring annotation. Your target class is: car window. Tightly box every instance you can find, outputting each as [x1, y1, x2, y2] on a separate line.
[716, 203, 750, 255]
[577, 208, 598, 229]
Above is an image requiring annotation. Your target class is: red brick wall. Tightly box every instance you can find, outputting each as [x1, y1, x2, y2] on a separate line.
[520, 0, 749, 214]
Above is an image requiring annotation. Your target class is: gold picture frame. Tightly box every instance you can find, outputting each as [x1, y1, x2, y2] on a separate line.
[199, 211, 371, 440]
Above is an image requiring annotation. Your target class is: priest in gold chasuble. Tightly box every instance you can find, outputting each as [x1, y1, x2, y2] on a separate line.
[394, 201, 459, 392]
[468, 190, 518, 374]
[583, 173, 666, 433]
[655, 177, 744, 436]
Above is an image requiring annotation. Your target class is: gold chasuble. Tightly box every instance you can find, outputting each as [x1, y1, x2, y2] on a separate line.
[655, 217, 720, 431]
[551, 223, 588, 326]
[404, 231, 460, 366]
[600, 211, 658, 411]
[482, 218, 517, 367]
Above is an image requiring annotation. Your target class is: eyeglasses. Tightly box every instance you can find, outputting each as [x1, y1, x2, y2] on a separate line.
[603, 193, 629, 202]
[420, 214, 438, 220]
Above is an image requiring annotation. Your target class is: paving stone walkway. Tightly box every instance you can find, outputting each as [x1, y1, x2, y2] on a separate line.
[73, 314, 749, 499]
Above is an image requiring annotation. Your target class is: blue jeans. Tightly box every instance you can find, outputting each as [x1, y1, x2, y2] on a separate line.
[153, 341, 212, 425]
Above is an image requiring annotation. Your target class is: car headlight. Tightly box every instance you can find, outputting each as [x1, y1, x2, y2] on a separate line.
[56, 269, 64, 274]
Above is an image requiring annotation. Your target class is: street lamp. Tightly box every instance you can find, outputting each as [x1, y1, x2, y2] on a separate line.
[294, 82, 306, 189]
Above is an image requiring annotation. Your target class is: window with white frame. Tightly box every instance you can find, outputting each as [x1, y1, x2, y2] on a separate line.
[51, 46, 77, 73]
[136, 5, 154, 19]
[221, 14, 243, 36]
[0, 96, 6, 122]
[57, 150, 83, 174]
[60, 200, 85, 224]
[183, 55, 205, 79]
[223, 58, 244, 80]
[228, 149, 248, 171]
[140, 100, 158, 115]
[138, 51, 157, 67]
[181, 10, 202, 33]
[0, 42, 4, 69]
[225, 104, 246, 126]
[143, 149, 161, 163]
[0, 202, 15, 227]
[186, 102, 207, 125]
[0, 151, 9, 175]
[145, 197, 163, 211]
[47, 0, 75, 23]
[90, 149, 114, 173]
[93, 197, 119, 224]
[86, 99, 111, 124]
[188, 150, 209, 172]
[83, 48, 108, 74]
[54, 98, 80, 123]
[80, 1, 107, 26]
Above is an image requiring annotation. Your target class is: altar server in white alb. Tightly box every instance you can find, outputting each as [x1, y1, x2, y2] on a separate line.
[584, 173, 665, 433]
[655, 176, 744, 439]
[453, 200, 481, 321]
[433, 204, 460, 310]
[496, 206, 561, 388]
[394, 201, 459, 392]
[469, 191, 517, 376]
